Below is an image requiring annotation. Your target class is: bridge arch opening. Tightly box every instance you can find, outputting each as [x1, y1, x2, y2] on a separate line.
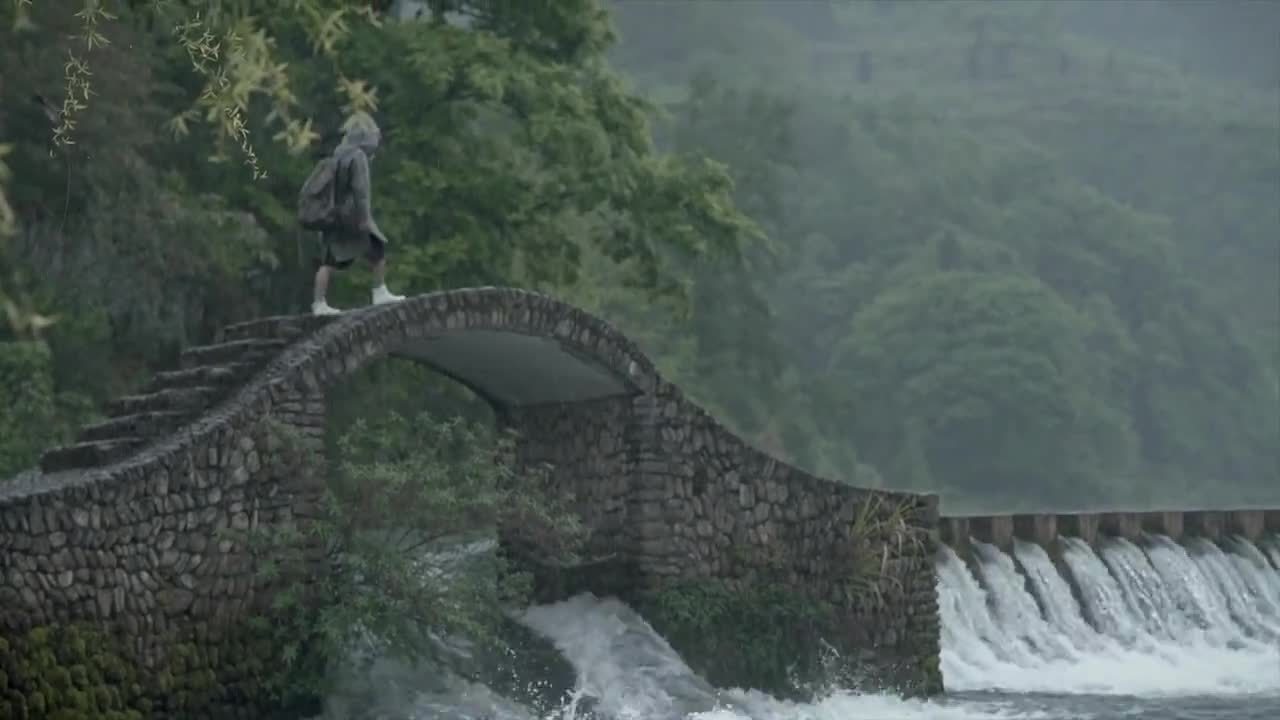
[383, 326, 642, 409]
[318, 344, 640, 580]
[237, 290, 662, 594]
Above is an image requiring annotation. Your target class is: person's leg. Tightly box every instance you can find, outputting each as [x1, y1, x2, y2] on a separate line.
[312, 245, 349, 315]
[313, 264, 333, 304]
[367, 237, 404, 305]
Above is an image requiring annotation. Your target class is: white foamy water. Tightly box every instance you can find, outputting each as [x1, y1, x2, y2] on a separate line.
[1186, 538, 1280, 641]
[1263, 540, 1280, 571]
[939, 534, 1280, 697]
[523, 594, 1048, 720]
[322, 533, 1280, 719]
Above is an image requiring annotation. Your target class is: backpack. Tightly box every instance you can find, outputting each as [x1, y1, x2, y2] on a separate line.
[297, 154, 347, 232]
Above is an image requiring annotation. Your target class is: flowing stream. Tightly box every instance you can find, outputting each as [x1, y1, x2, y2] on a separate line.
[319, 532, 1280, 719]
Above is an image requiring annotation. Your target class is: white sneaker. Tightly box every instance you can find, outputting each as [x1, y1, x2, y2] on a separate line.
[371, 284, 405, 305]
[312, 299, 342, 316]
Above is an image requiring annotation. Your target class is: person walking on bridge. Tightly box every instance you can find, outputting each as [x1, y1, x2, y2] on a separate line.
[299, 112, 405, 316]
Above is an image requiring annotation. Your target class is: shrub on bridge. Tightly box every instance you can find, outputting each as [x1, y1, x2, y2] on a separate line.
[234, 410, 588, 705]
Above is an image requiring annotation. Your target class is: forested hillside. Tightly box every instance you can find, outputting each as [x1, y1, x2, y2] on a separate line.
[601, 0, 1280, 511]
[0, 0, 761, 478]
[1, 1, 1276, 514]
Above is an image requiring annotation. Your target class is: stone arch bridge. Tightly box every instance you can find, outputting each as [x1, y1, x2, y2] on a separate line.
[0, 288, 941, 708]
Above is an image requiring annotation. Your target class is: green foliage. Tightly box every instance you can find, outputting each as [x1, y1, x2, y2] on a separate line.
[1, 0, 1275, 520]
[843, 493, 934, 606]
[0, 624, 148, 720]
[0, 621, 301, 719]
[1, 0, 281, 393]
[633, 495, 932, 697]
[636, 579, 834, 699]
[236, 410, 586, 702]
[833, 271, 1124, 503]
[0, 341, 95, 476]
[0, 1, 764, 462]
[301, 11, 757, 307]
[603, 3, 1278, 510]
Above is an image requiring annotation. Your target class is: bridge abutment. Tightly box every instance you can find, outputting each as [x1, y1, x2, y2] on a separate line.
[625, 382, 941, 694]
[504, 379, 943, 696]
[0, 380, 330, 716]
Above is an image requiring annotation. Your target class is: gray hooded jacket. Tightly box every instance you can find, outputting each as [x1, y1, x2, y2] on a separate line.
[322, 122, 388, 263]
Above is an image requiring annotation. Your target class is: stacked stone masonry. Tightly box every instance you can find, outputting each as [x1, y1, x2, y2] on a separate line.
[502, 396, 635, 564]
[1, 287, 942, 715]
[632, 381, 941, 691]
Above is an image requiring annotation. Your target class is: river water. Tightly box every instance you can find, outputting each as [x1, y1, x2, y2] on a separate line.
[322, 533, 1280, 719]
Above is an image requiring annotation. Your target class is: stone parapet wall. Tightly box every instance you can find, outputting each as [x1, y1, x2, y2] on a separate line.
[1, 287, 945, 713]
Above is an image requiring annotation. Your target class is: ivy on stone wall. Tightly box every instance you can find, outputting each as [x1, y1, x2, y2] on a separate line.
[632, 489, 938, 698]
[1, 625, 169, 720]
[0, 624, 148, 720]
[0, 621, 309, 720]
[635, 578, 836, 699]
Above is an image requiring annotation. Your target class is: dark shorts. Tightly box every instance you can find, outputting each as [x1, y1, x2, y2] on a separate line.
[320, 234, 386, 270]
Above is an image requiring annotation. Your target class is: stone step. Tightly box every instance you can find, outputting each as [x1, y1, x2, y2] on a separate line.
[40, 437, 146, 474]
[179, 338, 287, 370]
[105, 386, 220, 418]
[146, 362, 257, 394]
[218, 314, 336, 343]
[78, 411, 188, 443]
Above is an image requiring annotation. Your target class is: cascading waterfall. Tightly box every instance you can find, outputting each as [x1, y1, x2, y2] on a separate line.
[327, 591, 1054, 720]
[1186, 538, 1280, 641]
[968, 543, 1078, 661]
[1056, 537, 1143, 645]
[1097, 538, 1182, 639]
[1227, 539, 1280, 613]
[1009, 541, 1105, 652]
[1143, 534, 1242, 646]
[1264, 540, 1280, 572]
[940, 532, 1280, 696]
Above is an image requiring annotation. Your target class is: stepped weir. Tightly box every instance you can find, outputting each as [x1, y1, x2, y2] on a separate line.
[936, 508, 1280, 695]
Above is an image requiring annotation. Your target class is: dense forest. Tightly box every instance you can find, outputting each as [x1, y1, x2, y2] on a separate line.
[1, 0, 1276, 514]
